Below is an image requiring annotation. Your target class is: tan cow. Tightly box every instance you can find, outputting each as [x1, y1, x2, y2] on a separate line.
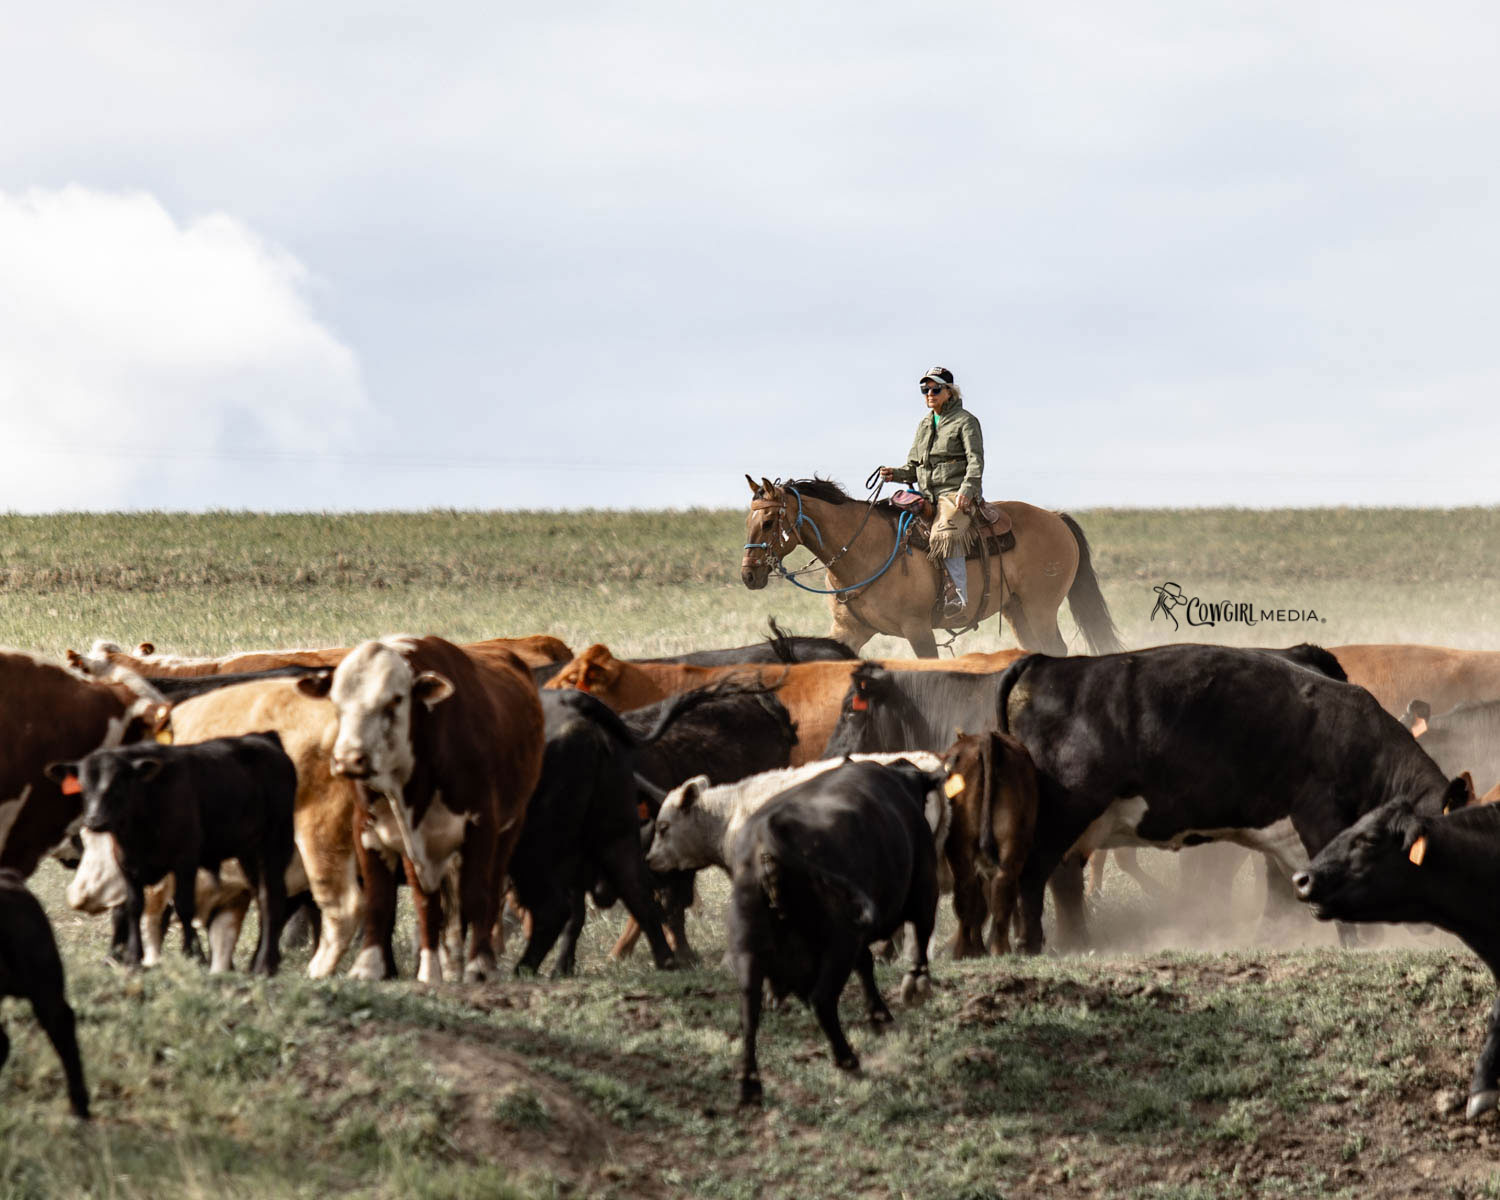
[1331, 644, 1500, 717]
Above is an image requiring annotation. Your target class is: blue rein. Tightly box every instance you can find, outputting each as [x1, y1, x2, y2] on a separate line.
[745, 484, 914, 596]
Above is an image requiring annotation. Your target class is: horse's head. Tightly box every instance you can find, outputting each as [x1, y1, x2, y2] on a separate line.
[741, 475, 797, 590]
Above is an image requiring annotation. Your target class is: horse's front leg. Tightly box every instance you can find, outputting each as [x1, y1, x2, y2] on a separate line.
[827, 598, 876, 655]
[900, 621, 939, 659]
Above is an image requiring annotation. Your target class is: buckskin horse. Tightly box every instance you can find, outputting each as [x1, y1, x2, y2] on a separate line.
[741, 476, 1121, 659]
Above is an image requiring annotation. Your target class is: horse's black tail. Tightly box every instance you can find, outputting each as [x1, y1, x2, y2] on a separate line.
[1059, 513, 1123, 655]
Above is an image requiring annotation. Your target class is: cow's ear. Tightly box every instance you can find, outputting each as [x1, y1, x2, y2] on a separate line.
[413, 672, 455, 709]
[136, 642, 155, 656]
[679, 776, 710, 810]
[133, 759, 164, 782]
[1443, 774, 1476, 814]
[43, 761, 79, 784]
[297, 671, 333, 699]
[746, 474, 761, 496]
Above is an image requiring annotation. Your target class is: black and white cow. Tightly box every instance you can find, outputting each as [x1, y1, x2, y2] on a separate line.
[995, 644, 1470, 953]
[0, 870, 89, 1118]
[1294, 800, 1500, 1120]
[727, 758, 941, 1106]
[47, 732, 297, 974]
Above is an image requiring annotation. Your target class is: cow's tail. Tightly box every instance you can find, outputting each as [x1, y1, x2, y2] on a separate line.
[1059, 513, 1123, 655]
[976, 734, 999, 866]
[755, 822, 880, 931]
[993, 654, 1037, 738]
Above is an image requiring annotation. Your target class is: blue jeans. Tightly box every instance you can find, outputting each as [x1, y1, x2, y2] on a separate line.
[944, 553, 966, 605]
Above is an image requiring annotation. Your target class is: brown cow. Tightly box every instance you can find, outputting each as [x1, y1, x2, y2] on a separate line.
[940, 731, 1039, 957]
[546, 644, 1024, 765]
[299, 636, 544, 982]
[1331, 644, 1500, 717]
[0, 652, 170, 878]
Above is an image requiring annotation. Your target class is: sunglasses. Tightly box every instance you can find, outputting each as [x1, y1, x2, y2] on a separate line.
[920, 383, 946, 395]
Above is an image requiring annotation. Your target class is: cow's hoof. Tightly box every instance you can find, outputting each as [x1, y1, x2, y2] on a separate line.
[464, 955, 496, 983]
[653, 953, 678, 972]
[348, 946, 390, 981]
[868, 1007, 894, 1031]
[738, 1076, 763, 1107]
[1467, 1090, 1500, 1121]
[835, 1052, 861, 1073]
[899, 971, 931, 1007]
[513, 962, 539, 979]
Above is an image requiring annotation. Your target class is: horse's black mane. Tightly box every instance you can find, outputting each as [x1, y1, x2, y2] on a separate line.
[781, 476, 897, 514]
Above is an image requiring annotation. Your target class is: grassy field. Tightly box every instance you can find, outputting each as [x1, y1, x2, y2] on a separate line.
[2, 506, 1499, 1199]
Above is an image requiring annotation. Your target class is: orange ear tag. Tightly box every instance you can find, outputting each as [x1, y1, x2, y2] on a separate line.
[1409, 836, 1427, 866]
[60, 774, 82, 796]
[155, 729, 174, 745]
[944, 774, 966, 798]
[851, 695, 869, 711]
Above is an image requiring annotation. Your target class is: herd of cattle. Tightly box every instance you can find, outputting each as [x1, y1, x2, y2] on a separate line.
[3, 627, 1500, 1116]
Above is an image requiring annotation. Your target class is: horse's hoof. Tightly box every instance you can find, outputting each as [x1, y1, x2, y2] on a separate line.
[1467, 1090, 1500, 1121]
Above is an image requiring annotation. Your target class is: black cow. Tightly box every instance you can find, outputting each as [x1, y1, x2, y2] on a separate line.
[583, 682, 800, 964]
[530, 620, 854, 686]
[1294, 800, 1500, 1119]
[997, 644, 1469, 954]
[512, 690, 675, 976]
[728, 758, 940, 1106]
[0, 870, 88, 1118]
[47, 732, 297, 975]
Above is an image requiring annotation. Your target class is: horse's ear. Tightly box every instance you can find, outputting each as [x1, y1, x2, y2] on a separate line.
[745, 474, 761, 496]
[760, 477, 777, 495]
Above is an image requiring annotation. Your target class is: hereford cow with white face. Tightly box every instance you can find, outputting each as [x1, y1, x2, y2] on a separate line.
[301, 635, 544, 983]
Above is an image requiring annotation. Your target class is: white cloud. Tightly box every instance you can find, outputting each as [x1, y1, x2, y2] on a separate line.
[0, 187, 368, 509]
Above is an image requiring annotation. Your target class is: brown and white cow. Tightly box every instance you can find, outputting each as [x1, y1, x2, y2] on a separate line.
[79, 633, 573, 678]
[299, 636, 544, 982]
[0, 651, 169, 878]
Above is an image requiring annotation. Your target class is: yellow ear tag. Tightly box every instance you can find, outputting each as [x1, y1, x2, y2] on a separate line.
[944, 774, 966, 798]
[1408, 836, 1427, 866]
[155, 728, 174, 745]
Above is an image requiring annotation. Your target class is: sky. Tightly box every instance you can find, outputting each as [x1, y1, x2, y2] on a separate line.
[2, 1, 1498, 511]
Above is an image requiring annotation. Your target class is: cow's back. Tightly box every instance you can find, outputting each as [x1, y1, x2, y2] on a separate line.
[1333, 644, 1500, 716]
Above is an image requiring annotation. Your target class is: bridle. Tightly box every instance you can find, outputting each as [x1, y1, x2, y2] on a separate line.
[741, 484, 825, 572]
[742, 478, 915, 596]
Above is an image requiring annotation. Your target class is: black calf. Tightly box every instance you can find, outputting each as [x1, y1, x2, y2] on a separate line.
[1295, 801, 1500, 1120]
[0, 870, 88, 1118]
[47, 732, 297, 975]
[728, 759, 939, 1106]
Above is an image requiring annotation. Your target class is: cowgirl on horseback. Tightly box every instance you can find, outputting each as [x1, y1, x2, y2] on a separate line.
[878, 366, 984, 620]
